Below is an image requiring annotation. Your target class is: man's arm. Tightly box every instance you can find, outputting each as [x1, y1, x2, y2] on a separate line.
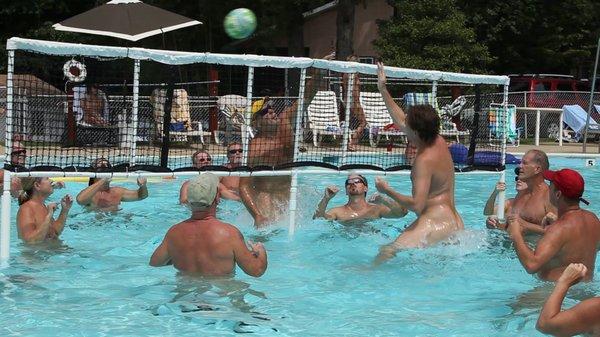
[17, 203, 56, 244]
[371, 193, 408, 218]
[377, 62, 406, 129]
[239, 177, 267, 225]
[537, 263, 600, 336]
[76, 179, 107, 206]
[507, 217, 564, 274]
[232, 228, 267, 277]
[483, 182, 504, 216]
[51, 195, 73, 237]
[179, 181, 189, 204]
[375, 163, 432, 216]
[313, 186, 339, 220]
[149, 234, 172, 267]
[218, 183, 240, 201]
[119, 177, 148, 202]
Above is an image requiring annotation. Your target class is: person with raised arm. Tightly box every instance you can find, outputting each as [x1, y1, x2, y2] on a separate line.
[536, 263, 600, 336]
[507, 168, 600, 282]
[151, 173, 267, 277]
[373, 62, 464, 263]
[313, 173, 407, 224]
[17, 177, 73, 244]
[76, 158, 148, 211]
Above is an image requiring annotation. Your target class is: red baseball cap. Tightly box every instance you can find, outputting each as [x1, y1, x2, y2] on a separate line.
[543, 169, 589, 205]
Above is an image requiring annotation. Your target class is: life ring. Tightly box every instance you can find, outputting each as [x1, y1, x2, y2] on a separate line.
[63, 60, 87, 83]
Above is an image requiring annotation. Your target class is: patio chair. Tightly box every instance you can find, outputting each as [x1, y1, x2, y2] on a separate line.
[489, 103, 519, 146]
[359, 92, 405, 147]
[554, 105, 600, 142]
[307, 90, 343, 147]
[214, 94, 254, 145]
[403, 92, 469, 142]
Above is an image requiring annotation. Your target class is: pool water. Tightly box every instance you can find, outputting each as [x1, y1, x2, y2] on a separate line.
[1, 157, 600, 336]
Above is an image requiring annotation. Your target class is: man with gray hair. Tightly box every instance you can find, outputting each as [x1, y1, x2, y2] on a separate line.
[486, 149, 556, 234]
[151, 173, 267, 277]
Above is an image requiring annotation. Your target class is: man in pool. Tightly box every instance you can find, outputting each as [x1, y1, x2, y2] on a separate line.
[17, 177, 73, 244]
[220, 142, 243, 201]
[507, 168, 600, 282]
[536, 263, 600, 336]
[179, 150, 239, 204]
[313, 173, 407, 223]
[238, 97, 298, 227]
[76, 158, 148, 211]
[373, 62, 464, 263]
[486, 150, 556, 234]
[150, 173, 267, 277]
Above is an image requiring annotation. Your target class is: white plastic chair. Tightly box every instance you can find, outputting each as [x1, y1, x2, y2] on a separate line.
[359, 92, 405, 147]
[307, 91, 343, 147]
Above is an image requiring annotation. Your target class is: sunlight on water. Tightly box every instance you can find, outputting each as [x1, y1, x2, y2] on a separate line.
[1, 158, 599, 336]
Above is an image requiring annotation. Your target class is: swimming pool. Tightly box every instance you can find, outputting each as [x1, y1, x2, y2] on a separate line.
[1, 156, 599, 336]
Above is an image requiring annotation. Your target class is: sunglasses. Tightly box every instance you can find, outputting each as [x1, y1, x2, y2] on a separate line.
[345, 177, 367, 186]
[197, 157, 212, 163]
[228, 149, 243, 154]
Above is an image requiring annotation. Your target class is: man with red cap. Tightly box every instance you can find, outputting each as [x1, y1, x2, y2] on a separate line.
[507, 168, 600, 282]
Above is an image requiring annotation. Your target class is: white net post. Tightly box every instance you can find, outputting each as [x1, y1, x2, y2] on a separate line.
[432, 80, 438, 99]
[289, 68, 307, 237]
[341, 73, 354, 166]
[1, 50, 15, 265]
[130, 59, 141, 166]
[242, 67, 254, 166]
[497, 84, 510, 222]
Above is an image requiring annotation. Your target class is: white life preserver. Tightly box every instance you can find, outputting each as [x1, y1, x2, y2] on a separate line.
[63, 60, 87, 82]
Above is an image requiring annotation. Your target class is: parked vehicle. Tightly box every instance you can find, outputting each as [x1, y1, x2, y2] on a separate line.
[508, 74, 590, 108]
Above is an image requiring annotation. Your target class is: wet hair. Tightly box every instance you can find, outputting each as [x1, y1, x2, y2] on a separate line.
[527, 149, 549, 171]
[18, 177, 43, 205]
[405, 105, 440, 145]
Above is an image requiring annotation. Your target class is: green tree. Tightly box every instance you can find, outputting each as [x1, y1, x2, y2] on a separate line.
[459, 0, 600, 77]
[374, 0, 491, 73]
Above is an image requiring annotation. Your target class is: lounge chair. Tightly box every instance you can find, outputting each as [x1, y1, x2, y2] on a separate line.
[151, 88, 210, 144]
[489, 103, 519, 146]
[403, 92, 469, 142]
[359, 92, 405, 147]
[214, 94, 254, 145]
[557, 105, 600, 142]
[307, 90, 343, 147]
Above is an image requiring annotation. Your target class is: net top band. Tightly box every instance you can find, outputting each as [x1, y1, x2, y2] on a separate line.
[6, 37, 510, 86]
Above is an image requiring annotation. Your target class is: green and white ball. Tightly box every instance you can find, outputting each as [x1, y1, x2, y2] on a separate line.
[224, 8, 257, 40]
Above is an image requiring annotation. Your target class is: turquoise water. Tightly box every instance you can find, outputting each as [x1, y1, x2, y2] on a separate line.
[1, 157, 600, 336]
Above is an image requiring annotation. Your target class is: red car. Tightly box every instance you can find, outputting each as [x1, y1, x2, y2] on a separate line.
[508, 74, 591, 108]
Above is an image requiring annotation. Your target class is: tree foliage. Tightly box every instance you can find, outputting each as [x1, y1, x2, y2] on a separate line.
[374, 0, 491, 73]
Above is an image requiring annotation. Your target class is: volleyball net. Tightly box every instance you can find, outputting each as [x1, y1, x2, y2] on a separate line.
[3, 38, 510, 174]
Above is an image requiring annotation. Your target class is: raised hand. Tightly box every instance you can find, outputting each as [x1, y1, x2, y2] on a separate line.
[137, 177, 147, 186]
[324, 185, 339, 199]
[46, 202, 57, 218]
[377, 62, 387, 92]
[375, 177, 390, 193]
[61, 194, 73, 211]
[557, 263, 587, 287]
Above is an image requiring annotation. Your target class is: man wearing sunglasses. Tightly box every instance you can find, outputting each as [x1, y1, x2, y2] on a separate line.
[180, 150, 240, 203]
[313, 174, 407, 223]
[76, 158, 148, 211]
[1, 147, 27, 198]
[219, 143, 243, 201]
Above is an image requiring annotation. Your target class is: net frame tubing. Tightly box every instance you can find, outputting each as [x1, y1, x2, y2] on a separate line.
[496, 86, 510, 221]
[242, 67, 254, 166]
[341, 73, 354, 165]
[130, 60, 140, 166]
[0, 50, 15, 265]
[289, 69, 308, 237]
[8, 169, 504, 179]
[6, 38, 509, 86]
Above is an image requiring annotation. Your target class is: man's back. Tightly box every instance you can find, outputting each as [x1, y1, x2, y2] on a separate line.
[416, 136, 457, 207]
[539, 209, 600, 281]
[166, 218, 239, 276]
